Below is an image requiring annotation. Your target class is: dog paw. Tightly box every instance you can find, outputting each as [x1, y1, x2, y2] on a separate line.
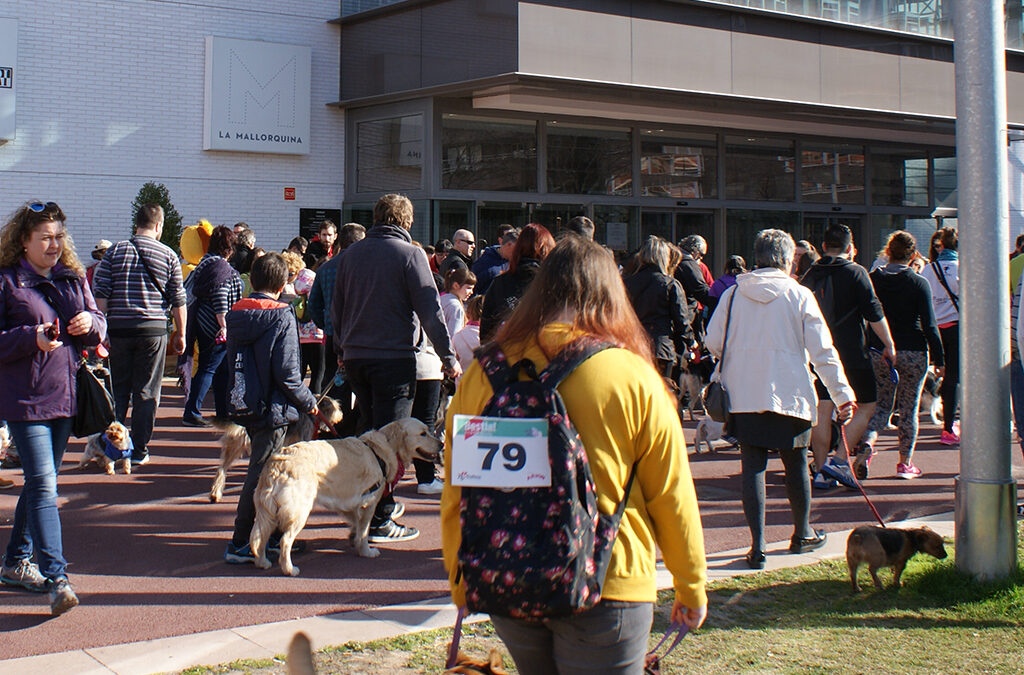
[359, 547, 381, 559]
[254, 558, 272, 570]
[209, 493, 221, 503]
[286, 566, 300, 576]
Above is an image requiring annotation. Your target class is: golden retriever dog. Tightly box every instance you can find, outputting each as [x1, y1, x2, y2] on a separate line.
[446, 650, 509, 674]
[251, 417, 441, 576]
[208, 396, 343, 503]
[846, 525, 948, 592]
[78, 421, 133, 475]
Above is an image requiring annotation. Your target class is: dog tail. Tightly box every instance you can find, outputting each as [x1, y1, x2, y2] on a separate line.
[286, 631, 316, 675]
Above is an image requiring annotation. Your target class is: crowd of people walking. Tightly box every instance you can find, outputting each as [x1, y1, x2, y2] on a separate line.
[0, 193, 978, 671]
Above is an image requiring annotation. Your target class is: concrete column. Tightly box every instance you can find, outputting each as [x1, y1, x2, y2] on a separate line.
[953, 0, 1018, 580]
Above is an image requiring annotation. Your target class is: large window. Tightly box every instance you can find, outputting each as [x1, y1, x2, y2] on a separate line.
[871, 147, 929, 207]
[441, 114, 537, 192]
[801, 143, 865, 204]
[356, 115, 423, 193]
[640, 130, 717, 198]
[546, 123, 632, 196]
[933, 153, 957, 209]
[725, 136, 795, 201]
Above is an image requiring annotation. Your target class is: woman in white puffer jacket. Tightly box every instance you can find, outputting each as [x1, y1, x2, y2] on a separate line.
[705, 229, 856, 570]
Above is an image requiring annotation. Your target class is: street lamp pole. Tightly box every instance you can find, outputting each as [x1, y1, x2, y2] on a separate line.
[953, 0, 1017, 580]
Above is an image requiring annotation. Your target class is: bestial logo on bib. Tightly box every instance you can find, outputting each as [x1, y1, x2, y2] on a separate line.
[203, 36, 311, 155]
[0, 67, 12, 89]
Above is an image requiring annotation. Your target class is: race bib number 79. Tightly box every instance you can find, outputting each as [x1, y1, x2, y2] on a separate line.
[451, 415, 551, 488]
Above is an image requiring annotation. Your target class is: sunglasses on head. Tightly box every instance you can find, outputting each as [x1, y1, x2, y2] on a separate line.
[28, 202, 60, 213]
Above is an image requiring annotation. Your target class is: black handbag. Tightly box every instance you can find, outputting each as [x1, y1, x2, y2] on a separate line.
[702, 290, 735, 424]
[74, 356, 116, 438]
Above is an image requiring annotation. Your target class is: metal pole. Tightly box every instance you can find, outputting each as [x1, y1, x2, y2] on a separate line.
[953, 0, 1017, 580]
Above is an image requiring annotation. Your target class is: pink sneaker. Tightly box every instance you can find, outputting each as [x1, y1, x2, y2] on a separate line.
[940, 430, 960, 445]
[896, 462, 922, 479]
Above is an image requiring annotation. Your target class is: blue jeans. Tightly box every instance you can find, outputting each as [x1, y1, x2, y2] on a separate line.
[184, 333, 227, 419]
[1011, 359, 1024, 457]
[4, 417, 73, 581]
[491, 600, 654, 674]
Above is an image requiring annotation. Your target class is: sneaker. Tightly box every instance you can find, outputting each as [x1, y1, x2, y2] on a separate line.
[1, 558, 48, 592]
[820, 457, 859, 489]
[367, 519, 419, 544]
[789, 529, 827, 554]
[417, 479, 444, 495]
[131, 454, 150, 466]
[0, 454, 20, 469]
[896, 462, 922, 479]
[268, 538, 306, 555]
[182, 415, 211, 428]
[812, 471, 839, 490]
[852, 444, 877, 481]
[224, 542, 256, 564]
[48, 577, 79, 616]
[940, 430, 960, 445]
[0, 476, 13, 489]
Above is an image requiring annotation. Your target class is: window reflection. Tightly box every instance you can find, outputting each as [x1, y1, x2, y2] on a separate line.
[640, 130, 717, 198]
[356, 115, 423, 193]
[870, 147, 929, 207]
[546, 123, 632, 196]
[725, 136, 795, 201]
[801, 143, 865, 204]
[441, 115, 537, 192]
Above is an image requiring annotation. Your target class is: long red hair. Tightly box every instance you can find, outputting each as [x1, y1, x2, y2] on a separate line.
[495, 236, 654, 365]
[507, 223, 556, 274]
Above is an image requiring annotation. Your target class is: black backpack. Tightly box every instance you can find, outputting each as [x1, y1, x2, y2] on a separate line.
[457, 338, 637, 620]
[805, 270, 857, 329]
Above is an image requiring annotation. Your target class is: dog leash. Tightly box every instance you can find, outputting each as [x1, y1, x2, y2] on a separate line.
[313, 408, 340, 438]
[839, 425, 887, 528]
[445, 606, 468, 669]
[644, 621, 689, 674]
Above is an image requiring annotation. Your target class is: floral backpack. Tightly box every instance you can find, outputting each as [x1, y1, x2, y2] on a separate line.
[457, 337, 637, 620]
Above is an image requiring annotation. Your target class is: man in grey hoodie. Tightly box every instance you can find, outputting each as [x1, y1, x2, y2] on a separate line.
[332, 194, 461, 543]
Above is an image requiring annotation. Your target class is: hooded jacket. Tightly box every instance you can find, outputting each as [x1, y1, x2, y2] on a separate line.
[0, 261, 106, 421]
[331, 224, 455, 368]
[869, 264, 943, 361]
[479, 258, 540, 342]
[470, 245, 507, 295]
[919, 251, 959, 325]
[226, 294, 316, 430]
[705, 267, 853, 423]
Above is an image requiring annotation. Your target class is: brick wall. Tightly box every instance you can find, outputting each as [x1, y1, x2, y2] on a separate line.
[0, 0, 343, 253]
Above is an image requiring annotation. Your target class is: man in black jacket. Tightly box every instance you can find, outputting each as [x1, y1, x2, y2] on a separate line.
[439, 228, 475, 280]
[801, 223, 895, 489]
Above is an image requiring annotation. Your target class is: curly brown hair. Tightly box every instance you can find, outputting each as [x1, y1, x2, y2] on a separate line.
[0, 202, 85, 277]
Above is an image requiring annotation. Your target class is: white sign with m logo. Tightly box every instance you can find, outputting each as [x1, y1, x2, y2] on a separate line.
[204, 36, 311, 155]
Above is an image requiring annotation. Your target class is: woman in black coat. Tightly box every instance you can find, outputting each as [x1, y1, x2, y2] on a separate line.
[479, 223, 555, 342]
[624, 236, 693, 377]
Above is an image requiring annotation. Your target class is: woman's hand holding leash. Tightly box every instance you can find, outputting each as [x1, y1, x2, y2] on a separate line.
[36, 323, 63, 352]
[837, 401, 857, 425]
[670, 600, 707, 631]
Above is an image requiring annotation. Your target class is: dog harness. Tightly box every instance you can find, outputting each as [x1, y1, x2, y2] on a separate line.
[361, 450, 404, 499]
[103, 435, 134, 461]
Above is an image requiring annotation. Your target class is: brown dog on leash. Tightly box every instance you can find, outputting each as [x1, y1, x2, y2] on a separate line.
[846, 525, 948, 592]
[446, 649, 509, 674]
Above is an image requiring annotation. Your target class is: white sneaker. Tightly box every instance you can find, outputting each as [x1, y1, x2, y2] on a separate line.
[417, 479, 444, 495]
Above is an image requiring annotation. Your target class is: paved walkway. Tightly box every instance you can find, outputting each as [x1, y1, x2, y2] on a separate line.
[1, 379, 1017, 673]
[2, 513, 958, 674]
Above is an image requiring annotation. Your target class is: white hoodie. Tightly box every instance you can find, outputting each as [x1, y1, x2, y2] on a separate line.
[705, 267, 854, 423]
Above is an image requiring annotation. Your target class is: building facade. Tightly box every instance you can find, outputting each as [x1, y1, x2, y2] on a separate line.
[0, 1, 343, 253]
[334, 0, 1024, 269]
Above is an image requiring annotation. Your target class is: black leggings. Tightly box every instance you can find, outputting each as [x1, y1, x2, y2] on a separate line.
[740, 444, 811, 554]
[939, 323, 960, 432]
[411, 379, 441, 484]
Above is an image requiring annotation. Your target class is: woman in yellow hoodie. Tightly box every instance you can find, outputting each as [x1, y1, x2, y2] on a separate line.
[441, 236, 707, 674]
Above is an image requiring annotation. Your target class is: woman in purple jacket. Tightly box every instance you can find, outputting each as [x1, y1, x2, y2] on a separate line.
[0, 202, 106, 616]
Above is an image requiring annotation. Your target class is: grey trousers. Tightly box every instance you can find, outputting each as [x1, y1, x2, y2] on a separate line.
[490, 600, 653, 675]
[109, 332, 168, 457]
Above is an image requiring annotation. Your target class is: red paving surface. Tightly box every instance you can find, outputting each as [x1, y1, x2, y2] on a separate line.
[0, 383, 1015, 660]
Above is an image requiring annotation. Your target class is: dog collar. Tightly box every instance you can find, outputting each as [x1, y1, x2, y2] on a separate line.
[104, 436, 133, 461]
[366, 451, 404, 496]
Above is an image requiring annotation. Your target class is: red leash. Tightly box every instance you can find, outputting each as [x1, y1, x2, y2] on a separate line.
[312, 409, 340, 439]
[839, 425, 887, 528]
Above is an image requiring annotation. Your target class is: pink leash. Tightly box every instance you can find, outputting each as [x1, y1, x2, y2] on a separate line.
[839, 425, 887, 528]
[645, 621, 689, 673]
[445, 606, 468, 669]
